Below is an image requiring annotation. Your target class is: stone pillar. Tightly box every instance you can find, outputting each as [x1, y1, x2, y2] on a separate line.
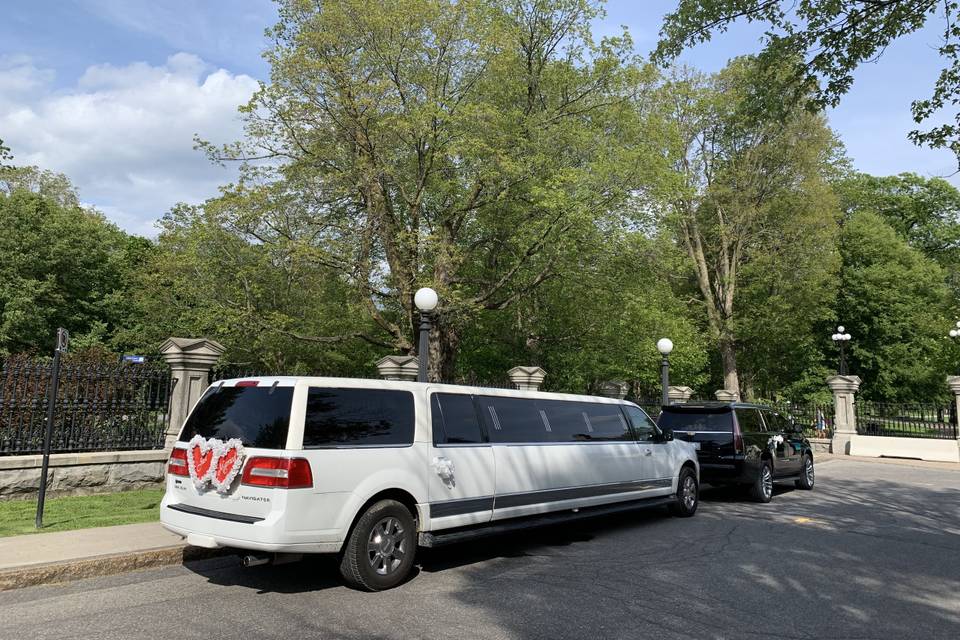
[714, 389, 740, 402]
[159, 338, 226, 449]
[597, 381, 628, 399]
[668, 386, 695, 405]
[827, 375, 862, 455]
[508, 366, 546, 391]
[946, 376, 960, 444]
[376, 355, 419, 381]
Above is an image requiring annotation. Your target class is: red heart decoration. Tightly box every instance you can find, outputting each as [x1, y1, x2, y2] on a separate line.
[215, 446, 239, 484]
[191, 443, 215, 480]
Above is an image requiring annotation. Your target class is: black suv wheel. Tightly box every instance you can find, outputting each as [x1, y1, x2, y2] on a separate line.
[795, 454, 815, 490]
[749, 460, 774, 503]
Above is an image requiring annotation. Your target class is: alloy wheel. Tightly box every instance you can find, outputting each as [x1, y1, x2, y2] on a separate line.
[367, 517, 406, 576]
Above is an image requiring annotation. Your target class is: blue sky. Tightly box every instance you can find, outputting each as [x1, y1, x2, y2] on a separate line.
[0, 0, 955, 236]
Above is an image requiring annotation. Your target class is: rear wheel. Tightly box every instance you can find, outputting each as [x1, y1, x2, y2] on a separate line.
[339, 499, 417, 591]
[669, 467, 699, 517]
[749, 460, 774, 503]
[795, 454, 815, 490]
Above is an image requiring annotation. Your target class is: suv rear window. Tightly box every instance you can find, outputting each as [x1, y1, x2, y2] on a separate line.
[303, 388, 415, 447]
[179, 385, 294, 448]
[658, 409, 734, 432]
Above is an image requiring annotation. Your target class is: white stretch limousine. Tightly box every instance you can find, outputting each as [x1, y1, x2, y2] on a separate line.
[160, 377, 700, 590]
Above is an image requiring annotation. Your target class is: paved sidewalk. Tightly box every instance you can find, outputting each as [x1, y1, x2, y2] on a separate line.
[0, 522, 218, 590]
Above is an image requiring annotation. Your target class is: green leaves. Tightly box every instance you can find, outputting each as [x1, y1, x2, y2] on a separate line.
[656, 1, 960, 166]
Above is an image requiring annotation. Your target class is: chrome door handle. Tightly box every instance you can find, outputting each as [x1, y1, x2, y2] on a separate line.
[644, 449, 652, 456]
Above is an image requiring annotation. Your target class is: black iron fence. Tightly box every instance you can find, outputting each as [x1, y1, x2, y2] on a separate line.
[855, 401, 957, 439]
[769, 402, 835, 439]
[0, 359, 171, 455]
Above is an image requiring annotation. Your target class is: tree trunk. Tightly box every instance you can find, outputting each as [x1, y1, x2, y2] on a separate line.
[719, 336, 740, 396]
[429, 316, 459, 383]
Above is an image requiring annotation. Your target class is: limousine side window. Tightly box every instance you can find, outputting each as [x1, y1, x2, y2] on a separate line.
[623, 405, 657, 442]
[303, 388, 414, 447]
[483, 396, 550, 443]
[577, 402, 633, 441]
[479, 396, 633, 443]
[432, 393, 484, 445]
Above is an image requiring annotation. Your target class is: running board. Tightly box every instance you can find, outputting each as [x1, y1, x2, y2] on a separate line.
[419, 496, 675, 548]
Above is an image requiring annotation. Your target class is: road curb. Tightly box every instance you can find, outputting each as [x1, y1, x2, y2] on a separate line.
[0, 545, 228, 591]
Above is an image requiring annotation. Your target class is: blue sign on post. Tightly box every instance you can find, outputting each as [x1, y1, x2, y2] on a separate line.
[122, 355, 146, 364]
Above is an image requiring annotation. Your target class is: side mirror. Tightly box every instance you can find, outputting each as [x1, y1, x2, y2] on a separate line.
[659, 428, 674, 442]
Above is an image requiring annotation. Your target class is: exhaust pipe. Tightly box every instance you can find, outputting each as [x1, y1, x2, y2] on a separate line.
[241, 554, 270, 567]
[241, 553, 303, 568]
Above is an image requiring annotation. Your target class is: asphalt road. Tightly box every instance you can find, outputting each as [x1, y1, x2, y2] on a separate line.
[2, 457, 959, 640]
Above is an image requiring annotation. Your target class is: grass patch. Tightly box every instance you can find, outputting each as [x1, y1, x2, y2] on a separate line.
[0, 488, 163, 537]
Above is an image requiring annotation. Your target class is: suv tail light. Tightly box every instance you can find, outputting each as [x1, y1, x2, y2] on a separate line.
[168, 447, 189, 477]
[733, 420, 744, 454]
[241, 457, 313, 489]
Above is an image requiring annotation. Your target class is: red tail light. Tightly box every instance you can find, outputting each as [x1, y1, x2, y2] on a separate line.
[168, 447, 189, 477]
[241, 457, 313, 489]
[235, 380, 259, 387]
[733, 421, 744, 455]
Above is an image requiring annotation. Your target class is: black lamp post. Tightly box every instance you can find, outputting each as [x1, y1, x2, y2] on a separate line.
[831, 325, 851, 375]
[657, 338, 673, 407]
[949, 321, 960, 375]
[414, 287, 438, 383]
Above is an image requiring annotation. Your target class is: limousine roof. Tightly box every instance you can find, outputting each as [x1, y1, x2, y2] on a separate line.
[212, 376, 638, 406]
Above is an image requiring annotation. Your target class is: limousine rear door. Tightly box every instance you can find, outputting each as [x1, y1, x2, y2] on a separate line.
[480, 396, 654, 521]
[426, 392, 495, 529]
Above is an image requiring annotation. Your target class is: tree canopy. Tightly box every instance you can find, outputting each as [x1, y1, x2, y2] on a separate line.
[656, 1, 960, 165]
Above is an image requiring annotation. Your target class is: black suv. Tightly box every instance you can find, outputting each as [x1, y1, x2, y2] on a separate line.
[657, 402, 815, 503]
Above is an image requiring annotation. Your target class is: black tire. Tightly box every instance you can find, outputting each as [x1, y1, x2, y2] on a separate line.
[795, 454, 815, 490]
[339, 499, 417, 591]
[669, 466, 699, 517]
[749, 459, 774, 503]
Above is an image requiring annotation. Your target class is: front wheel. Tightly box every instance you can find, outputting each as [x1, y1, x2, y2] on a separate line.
[795, 454, 815, 490]
[339, 499, 417, 591]
[669, 467, 699, 517]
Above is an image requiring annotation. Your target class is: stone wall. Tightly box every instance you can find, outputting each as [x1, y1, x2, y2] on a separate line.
[0, 450, 167, 500]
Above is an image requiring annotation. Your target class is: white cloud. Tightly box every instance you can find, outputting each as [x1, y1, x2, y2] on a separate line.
[0, 52, 259, 236]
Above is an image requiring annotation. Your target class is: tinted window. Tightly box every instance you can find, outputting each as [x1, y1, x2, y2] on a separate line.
[581, 402, 633, 441]
[179, 386, 293, 448]
[539, 400, 590, 441]
[764, 411, 791, 434]
[480, 396, 550, 443]
[624, 405, 657, 442]
[657, 409, 734, 432]
[736, 409, 765, 433]
[432, 393, 484, 444]
[303, 388, 414, 447]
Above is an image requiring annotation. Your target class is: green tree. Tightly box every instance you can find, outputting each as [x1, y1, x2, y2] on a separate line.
[835, 172, 960, 290]
[459, 230, 710, 393]
[0, 186, 139, 354]
[0, 139, 11, 167]
[838, 210, 953, 401]
[199, 0, 666, 380]
[0, 165, 81, 208]
[655, 1, 960, 165]
[130, 202, 383, 374]
[659, 59, 842, 397]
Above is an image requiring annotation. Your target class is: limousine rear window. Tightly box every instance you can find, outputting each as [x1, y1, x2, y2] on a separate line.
[303, 388, 414, 447]
[179, 385, 294, 448]
[658, 408, 734, 433]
